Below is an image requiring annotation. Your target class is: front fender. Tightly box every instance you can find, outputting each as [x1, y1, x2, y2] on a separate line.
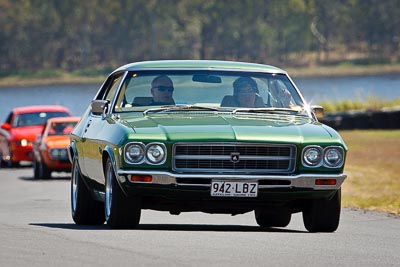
[102, 145, 119, 180]
[102, 145, 130, 196]
[68, 141, 77, 164]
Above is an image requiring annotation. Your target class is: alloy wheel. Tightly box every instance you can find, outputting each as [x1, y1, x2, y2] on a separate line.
[105, 162, 113, 220]
[71, 159, 78, 214]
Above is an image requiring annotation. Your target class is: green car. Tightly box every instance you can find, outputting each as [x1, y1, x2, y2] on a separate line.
[69, 60, 347, 232]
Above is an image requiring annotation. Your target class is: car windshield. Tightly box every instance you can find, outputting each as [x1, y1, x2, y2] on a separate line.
[113, 71, 305, 114]
[48, 121, 77, 136]
[13, 112, 70, 127]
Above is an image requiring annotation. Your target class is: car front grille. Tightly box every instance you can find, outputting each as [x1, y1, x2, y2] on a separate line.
[173, 143, 296, 174]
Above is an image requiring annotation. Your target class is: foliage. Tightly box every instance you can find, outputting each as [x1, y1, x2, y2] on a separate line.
[0, 0, 399, 73]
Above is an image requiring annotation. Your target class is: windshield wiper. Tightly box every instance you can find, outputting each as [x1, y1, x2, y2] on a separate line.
[232, 107, 301, 115]
[143, 104, 219, 115]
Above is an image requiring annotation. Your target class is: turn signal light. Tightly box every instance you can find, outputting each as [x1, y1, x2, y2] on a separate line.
[315, 179, 336, 185]
[130, 175, 152, 182]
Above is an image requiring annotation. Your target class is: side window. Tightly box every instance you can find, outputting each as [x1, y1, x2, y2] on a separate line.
[95, 72, 125, 102]
[5, 112, 13, 124]
[104, 74, 124, 103]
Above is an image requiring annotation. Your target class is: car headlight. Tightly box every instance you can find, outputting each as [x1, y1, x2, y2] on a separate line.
[124, 143, 145, 164]
[302, 146, 323, 167]
[323, 146, 344, 168]
[50, 148, 68, 160]
[21, 139, 28, 147]
[50, 149, 59, 159]
[302, 145, 345, 168]
[146, 143, 166, 164]
[124, 142, 167, 165]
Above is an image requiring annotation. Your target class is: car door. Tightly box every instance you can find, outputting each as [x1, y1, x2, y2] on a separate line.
[81, 72, 125, 186]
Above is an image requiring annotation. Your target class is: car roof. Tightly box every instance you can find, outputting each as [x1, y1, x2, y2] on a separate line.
[46, 116, 80, 124]
[114, 60, 286, 74]
[12, 105, 71, 115]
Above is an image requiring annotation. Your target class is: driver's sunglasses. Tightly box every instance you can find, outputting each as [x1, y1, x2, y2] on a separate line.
[153, 86, 174, 92]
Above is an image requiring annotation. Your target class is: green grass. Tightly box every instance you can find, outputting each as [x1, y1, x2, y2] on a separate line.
[339, 130, 400, 215]
[0, 71, 105, 86]
[319, 97, 400, 112]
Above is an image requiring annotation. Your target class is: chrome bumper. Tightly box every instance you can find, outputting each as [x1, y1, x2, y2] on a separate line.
[117, 170, 347, 190]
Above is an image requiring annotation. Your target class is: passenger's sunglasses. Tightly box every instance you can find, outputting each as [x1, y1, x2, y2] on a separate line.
[153, 86, 174, 92]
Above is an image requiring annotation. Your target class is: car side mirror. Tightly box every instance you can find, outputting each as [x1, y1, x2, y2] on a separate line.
[91, 100, 109, 116]
[1, 123, 11, 131]
[311, 105, 324, 120]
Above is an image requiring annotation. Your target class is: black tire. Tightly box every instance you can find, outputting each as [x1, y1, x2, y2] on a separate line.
[255, 209, 292, 228]
[105, 158, 141, 229]
[40, 160, 52, 179]
[0, 152, 5, 168]
[302, 189, 341, 232]
[8, 149, 19, 167]
[33, 157, 41, 179]
[0, 150, 6, 168]
[71, 157, 105, 225]
[33, 156, 51, 179]
[9, 158, 19, 168]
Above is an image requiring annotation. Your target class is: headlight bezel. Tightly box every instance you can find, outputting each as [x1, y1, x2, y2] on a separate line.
[302, 145, 323, 167]
[124, 142, 167, 165]
[323, 146, 345, 168]
[302, 145, 345, 168]
[146, 143, 167, 165]
[124, 142, 146, 164]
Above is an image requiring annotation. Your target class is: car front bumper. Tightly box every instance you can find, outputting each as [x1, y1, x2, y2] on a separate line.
[10, 145, 33, 162]
[42, 153, 72, 171]
[117, 170, 347, 191]
[113, 170, 345, 212]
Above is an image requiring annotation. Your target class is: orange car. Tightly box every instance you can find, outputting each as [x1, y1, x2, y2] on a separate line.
[32, 116, 80, 179]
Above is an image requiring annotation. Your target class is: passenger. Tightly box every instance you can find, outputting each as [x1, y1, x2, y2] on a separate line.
[150, 75, 175, 105]
[268, 81, 293, 108]
[221, 77, 264, 108]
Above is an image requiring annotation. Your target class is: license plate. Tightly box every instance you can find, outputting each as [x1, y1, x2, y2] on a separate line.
[211, 181, 258, 197]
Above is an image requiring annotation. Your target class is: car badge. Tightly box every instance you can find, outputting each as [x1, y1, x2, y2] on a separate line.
[230, 152, 240, 163]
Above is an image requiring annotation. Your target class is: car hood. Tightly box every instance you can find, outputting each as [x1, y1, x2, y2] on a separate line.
[43, 136, 71, 148]
[120, 113, 344, 145]
[11, 126, 43, 141]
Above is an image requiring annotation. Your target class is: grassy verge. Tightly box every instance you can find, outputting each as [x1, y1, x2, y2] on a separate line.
[0, 70, 106, 87]
[319, 97, 400, 112]
[340, 130, 400, 215]
[286, 63, 400, 78]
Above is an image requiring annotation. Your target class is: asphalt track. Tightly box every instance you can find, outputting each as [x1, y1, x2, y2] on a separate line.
[0, 167, 399, 267]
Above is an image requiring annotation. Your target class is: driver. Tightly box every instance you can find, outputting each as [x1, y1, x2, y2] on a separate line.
[150, 75, 175, 105]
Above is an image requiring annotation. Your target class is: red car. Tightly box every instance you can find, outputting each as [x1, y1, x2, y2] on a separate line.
[33, 116, 80, 179]
[0, 105, 72, 167]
